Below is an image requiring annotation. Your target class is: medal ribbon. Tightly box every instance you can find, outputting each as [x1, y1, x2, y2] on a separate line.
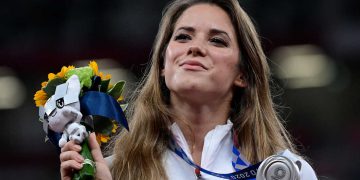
[169, 137, 260, 179]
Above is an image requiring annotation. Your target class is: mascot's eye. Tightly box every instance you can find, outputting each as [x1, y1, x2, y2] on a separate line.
[56, 98, 65, 108]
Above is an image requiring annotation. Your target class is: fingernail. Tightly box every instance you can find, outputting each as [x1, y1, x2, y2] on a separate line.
[77, 163, 83, 168]
[76, 155, 84, 162]
[74, 145, 82, 151]
[90, 132, 96, 137]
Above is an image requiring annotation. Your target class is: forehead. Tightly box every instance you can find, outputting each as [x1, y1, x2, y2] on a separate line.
[174, 4, 236, 35]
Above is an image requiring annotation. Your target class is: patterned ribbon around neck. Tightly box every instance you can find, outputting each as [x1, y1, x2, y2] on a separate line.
[169, 135, 260, 180]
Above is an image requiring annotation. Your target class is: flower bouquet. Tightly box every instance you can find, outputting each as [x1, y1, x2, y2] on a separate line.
[34, 61, 129, 180]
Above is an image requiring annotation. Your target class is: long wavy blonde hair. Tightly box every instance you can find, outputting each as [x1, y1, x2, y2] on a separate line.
[111, 0, 296, 179]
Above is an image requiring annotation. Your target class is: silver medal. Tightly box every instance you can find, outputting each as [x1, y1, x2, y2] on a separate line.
[256, 155, 300, 180]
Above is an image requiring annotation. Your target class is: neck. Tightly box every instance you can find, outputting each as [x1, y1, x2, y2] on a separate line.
[170, 92, 232, 165]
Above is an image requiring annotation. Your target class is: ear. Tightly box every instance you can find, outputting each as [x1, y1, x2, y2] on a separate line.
[234, 72, 247, 88]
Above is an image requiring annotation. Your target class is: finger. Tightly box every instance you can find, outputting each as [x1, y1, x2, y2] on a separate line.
[60, 160, 83, 179]
[62, 176, 71, 180]
[62, 177, 71, 180]
[61, 140, 82, 153]
[88, 132, 105, 163]
[60, 151, 84, 163]
[61, 160, 83, 170]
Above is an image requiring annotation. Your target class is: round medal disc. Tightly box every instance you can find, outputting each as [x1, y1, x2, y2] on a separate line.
[256, 155, 300, 180]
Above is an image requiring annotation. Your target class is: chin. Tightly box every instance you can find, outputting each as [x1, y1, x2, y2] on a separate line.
[174, 84, 200, 92]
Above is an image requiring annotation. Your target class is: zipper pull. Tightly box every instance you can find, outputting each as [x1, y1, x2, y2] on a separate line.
[195, 168, 202, 179]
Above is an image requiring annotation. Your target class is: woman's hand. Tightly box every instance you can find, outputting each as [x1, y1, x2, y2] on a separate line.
[60, 132, 112, 180]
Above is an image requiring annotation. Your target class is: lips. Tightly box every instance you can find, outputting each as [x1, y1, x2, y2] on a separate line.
[180, 60, 208, 70]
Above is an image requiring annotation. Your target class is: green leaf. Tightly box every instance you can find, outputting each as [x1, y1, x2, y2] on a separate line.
[93, 115, 113, 136]
[43, 78, 65, 97]
[100, 79, 110, 92]
[120, 103, 128, 111]
[107, 81, 125, 100]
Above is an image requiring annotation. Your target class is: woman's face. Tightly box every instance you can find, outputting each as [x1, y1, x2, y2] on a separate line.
[163, 4, 246, 101]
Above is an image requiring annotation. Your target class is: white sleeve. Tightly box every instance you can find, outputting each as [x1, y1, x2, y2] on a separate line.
[282, 150, 318, 180]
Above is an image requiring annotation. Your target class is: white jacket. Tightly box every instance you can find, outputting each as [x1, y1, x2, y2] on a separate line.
[105, 120, 318, 179]
[164, 120, 318, 180]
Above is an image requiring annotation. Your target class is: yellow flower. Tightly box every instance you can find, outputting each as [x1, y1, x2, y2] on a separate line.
[57, 66, 66, 78]
[48, 73, 56, 81]
[95, 121, 118, 144]
[89, 61, 99, 76]
[96, 133, 110, 144]
[34, 89, 47, 100]
[41, 81, 48, 88]
[99, 72, 111, 80]
[89, 61, 111, 80]
[117, 95, 124, 102]
[34, 89, 48, 107]
[57, 65, 75, 78]
[112, 122, 118, 133]
[108, 83, 113, 90]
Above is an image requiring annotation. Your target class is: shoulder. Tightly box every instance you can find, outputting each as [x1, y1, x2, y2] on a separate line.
[282, 150, 318, 180]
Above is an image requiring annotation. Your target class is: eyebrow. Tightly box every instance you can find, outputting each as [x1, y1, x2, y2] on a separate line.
[175, 26, 231, 40]
[175, 26, 195, 33]
[209, 29, 231, 40]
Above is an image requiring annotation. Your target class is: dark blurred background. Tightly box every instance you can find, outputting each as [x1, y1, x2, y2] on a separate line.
[0, 0, 359, 179]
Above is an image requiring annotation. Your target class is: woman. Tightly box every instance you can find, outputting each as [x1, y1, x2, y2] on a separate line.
[60, 0, 317, 179]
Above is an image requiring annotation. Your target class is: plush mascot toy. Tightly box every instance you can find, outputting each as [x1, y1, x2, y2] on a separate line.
[39, 75, 87, 148]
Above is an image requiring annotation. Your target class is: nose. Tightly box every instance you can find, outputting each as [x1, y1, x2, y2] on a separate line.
[187, 43, 206, 57]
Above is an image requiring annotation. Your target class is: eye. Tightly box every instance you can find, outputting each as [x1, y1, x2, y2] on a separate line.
[56, 98, 64, 108]
[210, 37, 228, 47]
[174, 33, 191, 42]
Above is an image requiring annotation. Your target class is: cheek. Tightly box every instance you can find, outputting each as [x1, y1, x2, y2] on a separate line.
[163, 52, 173, 75]
[163, 43, 183, 72]
[165, 42, 188, 63]
[213, 52, 239, 70]
[212, 53, 240, 81]
[162, 48, 175, 81]
[164, 43, 177, 63]
[162, 46, 172, 75]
